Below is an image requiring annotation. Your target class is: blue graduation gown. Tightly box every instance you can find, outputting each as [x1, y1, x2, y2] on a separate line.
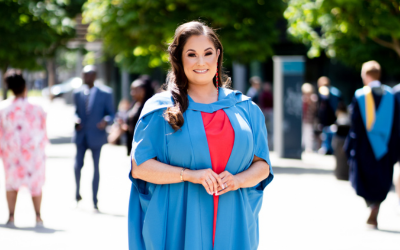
[128, 88, 274, 250]
[394, 84, 400, 158]
[345, 87, 399, 202]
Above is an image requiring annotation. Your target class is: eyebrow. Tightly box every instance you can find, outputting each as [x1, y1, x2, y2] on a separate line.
[186, 47, 214, 53]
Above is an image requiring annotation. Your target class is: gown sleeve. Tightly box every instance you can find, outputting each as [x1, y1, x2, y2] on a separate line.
[344, 97, 360, 160]
[129, 109, 166, 194]
[248, 101, 274, 190]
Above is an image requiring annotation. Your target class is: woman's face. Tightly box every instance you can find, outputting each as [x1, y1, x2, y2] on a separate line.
[182, 35, 220, 87]
[131, 86, 145, 102]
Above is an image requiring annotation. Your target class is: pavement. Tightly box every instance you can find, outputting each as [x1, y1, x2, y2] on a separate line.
[0, 97, 399, 250]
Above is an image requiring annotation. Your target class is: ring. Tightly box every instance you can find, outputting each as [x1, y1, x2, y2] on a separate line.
[224, 183, 228, 189]
[207, 178, 212, 183]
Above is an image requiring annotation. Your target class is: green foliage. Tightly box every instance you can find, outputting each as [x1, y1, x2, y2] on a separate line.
[284, 0, 400, 73]
[83, 0, 285, 73]
[0, 0, 84, 71]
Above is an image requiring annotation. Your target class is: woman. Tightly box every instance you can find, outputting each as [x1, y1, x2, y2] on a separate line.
[124, 76, 154, 155]
[128, 21, 273, 250]
[0, 70, 47, 226]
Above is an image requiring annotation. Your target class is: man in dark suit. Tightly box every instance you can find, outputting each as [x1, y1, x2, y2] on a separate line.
[73, 65, 114, 210]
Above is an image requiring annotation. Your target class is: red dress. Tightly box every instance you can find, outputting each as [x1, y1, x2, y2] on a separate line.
[201, 110, 235, 246]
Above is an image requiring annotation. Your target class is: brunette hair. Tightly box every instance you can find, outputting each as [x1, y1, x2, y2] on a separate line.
[132, 75, 155, 104]
[4, 69, 26, 96]
[165, 21, 229, 131]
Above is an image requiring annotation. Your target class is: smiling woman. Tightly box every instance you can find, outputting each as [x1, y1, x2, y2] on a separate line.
[128, 21, 274, 250]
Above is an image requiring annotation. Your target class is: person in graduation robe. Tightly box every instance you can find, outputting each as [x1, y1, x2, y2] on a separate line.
[393, 83, 400, 210]
[345, 61, 399, 228]
[128, 21, 273, 250]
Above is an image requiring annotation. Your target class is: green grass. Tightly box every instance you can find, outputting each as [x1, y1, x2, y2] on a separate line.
[6, 89, 43, 98]
[27, 90, 43, 97]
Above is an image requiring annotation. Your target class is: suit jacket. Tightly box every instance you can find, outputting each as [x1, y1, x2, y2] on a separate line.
[72, 85, 115, 148]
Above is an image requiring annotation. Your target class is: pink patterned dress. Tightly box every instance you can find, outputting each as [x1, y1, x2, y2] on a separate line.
[0, 97, 47, 196]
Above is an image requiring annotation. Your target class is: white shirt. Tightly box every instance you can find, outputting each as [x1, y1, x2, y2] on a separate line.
[368, 80, 381, 88]
[246, 87, 258, 99]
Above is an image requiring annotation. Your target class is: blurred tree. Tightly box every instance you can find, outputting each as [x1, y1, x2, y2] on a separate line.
[0, 0, 84, 99]
[83, 0, 285, 73]
[284, 0, 400, 74]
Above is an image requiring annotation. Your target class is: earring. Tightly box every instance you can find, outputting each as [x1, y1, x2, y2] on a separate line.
[216, 66, 219, 86]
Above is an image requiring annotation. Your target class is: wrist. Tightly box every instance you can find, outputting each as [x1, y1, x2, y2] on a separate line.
[183, 169, 194, 183]
[235, 174, 244, 189]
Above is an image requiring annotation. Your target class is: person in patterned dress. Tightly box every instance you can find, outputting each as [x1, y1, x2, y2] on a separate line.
[0, 70, 47, 226]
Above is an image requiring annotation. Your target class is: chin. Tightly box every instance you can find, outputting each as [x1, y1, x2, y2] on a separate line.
[188, 76, 213, 86]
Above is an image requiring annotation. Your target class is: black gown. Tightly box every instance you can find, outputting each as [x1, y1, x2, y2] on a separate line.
[345, 91, 399, 203]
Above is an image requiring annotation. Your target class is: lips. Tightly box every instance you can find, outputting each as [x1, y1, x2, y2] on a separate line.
[193, 69, 209, 74]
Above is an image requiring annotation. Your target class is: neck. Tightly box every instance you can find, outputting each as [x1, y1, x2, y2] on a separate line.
[187, 82, 218, 104]
[86, 83, 94, 88]
[15, 91, 26, 98]
[363, 78, 378, 86]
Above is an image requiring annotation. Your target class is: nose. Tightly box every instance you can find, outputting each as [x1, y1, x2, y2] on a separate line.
[197, 55, 205, 66]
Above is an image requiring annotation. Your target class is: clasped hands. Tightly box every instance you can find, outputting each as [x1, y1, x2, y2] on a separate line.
[75, 119, 108, 131]
[184, 169, 240, 196]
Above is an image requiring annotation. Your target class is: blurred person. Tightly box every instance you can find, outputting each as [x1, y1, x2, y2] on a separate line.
[151, 80, 162, 93]
[123, 76, 154, 155]
[259, 82, 274, 149]
[332, 102, 351, 180]
[345, 61, 399, 228]
[128, 21, 273, 250]
[0, 70, 47, 226]
[72, 65, 114, 211]
[107, 99, 131, 145]
[317, 76, 343, 155]
[246, 76, 261, 104]
[108, 76, 155, 154]
[301, 83, 318, 152]
[259, 82, 273, 111]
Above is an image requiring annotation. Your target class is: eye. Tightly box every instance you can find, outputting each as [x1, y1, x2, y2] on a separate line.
[205, 52, 213, 56]
[188, 53, 196, 57]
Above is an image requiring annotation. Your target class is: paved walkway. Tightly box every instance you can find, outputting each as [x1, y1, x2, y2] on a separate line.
[0, 98, 399, 250]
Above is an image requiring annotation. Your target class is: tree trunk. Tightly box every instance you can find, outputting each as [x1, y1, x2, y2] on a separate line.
[372, 36, 400, 58]
[46, 58, 56, 101]
[1, 67, 7, 100]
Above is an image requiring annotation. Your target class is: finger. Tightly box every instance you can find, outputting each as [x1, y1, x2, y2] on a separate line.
[216, 184, 231, 196]
[203, 179, 212, 195]
[217, 182, 228, 192]
[209, 175, 219, 194]
[206, 177, 214, 194]
[212, 172, 225, 189]
[221, 174, 231, 184]
[218, 171, 228, 179]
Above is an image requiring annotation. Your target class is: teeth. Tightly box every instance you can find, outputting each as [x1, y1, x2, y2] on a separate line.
[194, 69, 207, 73]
